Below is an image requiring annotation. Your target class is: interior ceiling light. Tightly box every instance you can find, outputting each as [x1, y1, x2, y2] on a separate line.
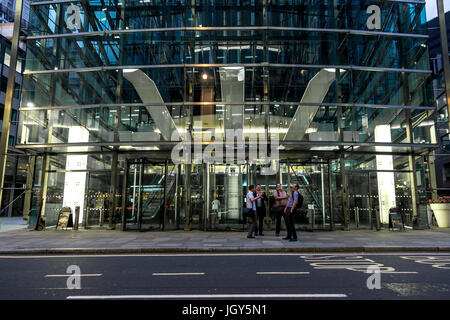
[202, 73, 208, 80]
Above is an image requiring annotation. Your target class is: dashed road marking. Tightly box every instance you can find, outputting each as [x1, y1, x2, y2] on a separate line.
[45, 274, 102, 277]
[256, 271, 310, 275]
[152, 272, 205, 276]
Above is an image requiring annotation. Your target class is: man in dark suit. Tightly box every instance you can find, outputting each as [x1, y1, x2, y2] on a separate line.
[254, 184, 268, 236]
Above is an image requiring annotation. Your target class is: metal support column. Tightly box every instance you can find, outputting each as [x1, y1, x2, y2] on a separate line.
[203, 163, 210, 231]
[184, 163, 192, 231]
[121, 159, 129, 231]
[138, 160, 143, 231]
[337, 69, 349, 230]
[405, 110, 420, 228]
[84, 172, 90, 229]
[175, 164, 181, 229]
[339, 152, 350, 230]
[321, 163, 326, 228]
[265, 174, 269, 221]
[108, 151, 118, 229]
[22, 155, 36, 223]
[287, 161, 291, 192]
[437, 0, 450, 131]
[35, 153, 50, 230]
[162, 160, 168, 231]
[0, 0, 23, 209]
[328, 159, 334, 231]
[6, 156, 19, 217]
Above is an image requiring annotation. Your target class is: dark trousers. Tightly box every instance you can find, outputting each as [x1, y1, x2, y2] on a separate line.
[285, 207, 297, 240]
[247, 210, 257, 236]
[255, 207, 265, 235]
[274, 206, 285, 235]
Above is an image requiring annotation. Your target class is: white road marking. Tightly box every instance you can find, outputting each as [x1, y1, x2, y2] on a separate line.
[401, 256, 450, 269]
[152, 272, 205, 276]
[66, 293, 347, 300]
[45, 274, 102, 277]
[362, 271, 418, 274]
[300, 255, 419, 274]
[256, 272, 310, 275]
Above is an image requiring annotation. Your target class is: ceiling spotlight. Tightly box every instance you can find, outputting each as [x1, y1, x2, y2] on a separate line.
[202, 73, 208, 80]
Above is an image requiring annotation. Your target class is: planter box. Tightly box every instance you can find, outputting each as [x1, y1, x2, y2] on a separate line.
[430, 203, 450, 228]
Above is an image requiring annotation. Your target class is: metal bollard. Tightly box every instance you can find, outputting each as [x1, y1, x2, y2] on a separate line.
[355, 207, 360, 228]
[74, 206, 80, 230]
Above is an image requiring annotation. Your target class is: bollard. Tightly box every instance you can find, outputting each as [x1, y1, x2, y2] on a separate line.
[355, 207, 360, 228]
[83, 206, 88, 229]
[74, 206, 80, 230]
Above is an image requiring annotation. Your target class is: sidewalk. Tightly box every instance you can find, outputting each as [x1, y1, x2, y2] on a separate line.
[0, 217, 28, 233]
[1, 227, 450, 254]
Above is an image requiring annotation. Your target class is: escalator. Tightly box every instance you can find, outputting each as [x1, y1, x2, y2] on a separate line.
[140, 171, 176, 227]
[288, 164, 323, 212]
[288, 164, 324, 228]
[123, 161, 177, 231]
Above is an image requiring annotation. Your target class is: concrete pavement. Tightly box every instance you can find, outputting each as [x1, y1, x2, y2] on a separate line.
[0, 217, 28, 233]
[1, 227, 450, 254]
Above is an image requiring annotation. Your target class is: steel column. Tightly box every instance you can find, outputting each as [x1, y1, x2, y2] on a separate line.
[121, 159, 129, 231]
[22, 155, 36, 223]
[138, 160, 143, 231]
[328, 159, 334, 231]
[35, 153, 50, 230]
[162, 160, 168, 231]
[437, 0, 450, 131]
[0, 0, 23, 209]
[108, 151, 118, 228]
[184, 164, 192, 231]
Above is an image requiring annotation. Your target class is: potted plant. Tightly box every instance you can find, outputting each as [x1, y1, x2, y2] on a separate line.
[429, 197, 450, 228]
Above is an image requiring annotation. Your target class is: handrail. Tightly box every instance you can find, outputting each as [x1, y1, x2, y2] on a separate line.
[0, 189, 27, 216]
[288, 165, 323, 211]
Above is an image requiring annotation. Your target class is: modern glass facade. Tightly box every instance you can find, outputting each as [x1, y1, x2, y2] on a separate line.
[17, 0, 438, 231]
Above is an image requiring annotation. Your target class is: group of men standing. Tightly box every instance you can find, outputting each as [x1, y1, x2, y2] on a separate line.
[245, 183, 302, 241]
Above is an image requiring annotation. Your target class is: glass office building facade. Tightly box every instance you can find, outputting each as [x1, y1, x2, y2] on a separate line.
[17, 0, 437, 231]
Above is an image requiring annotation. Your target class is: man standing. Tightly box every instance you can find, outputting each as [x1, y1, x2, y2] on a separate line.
[211, 198, 220, 229]
[283, 184, 303, 242]
[246, 185, 261, 239]
[255, 184, 268, 236]
[273, 183, 288, 236]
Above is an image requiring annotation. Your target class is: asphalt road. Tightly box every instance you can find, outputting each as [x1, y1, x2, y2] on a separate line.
[0, 253, 449, 300]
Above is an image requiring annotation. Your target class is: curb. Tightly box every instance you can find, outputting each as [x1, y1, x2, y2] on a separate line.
[1, 247, 450, 255]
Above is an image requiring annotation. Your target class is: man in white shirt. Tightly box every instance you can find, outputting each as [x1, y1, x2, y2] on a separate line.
[211, 199, 220, 212]
[245, 185, 262, 238]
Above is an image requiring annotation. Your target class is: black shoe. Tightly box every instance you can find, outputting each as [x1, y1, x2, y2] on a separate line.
[259, 233, 264, 236]
[247, 235, 255, 239]
[289, 238, 297, 242]
[282, 237, 291, 240]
